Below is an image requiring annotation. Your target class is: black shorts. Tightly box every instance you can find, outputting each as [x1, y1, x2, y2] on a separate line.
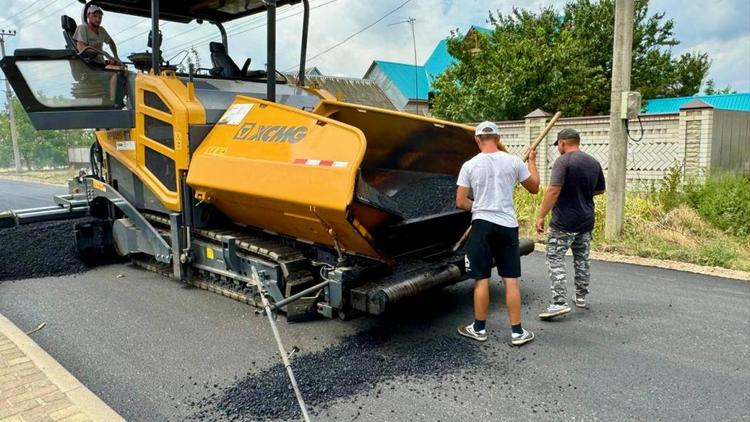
[465, 219, 521, 279]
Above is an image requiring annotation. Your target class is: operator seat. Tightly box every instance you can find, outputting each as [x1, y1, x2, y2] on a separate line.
[62, 15, 77, 51]
[209, 42, 250, 78]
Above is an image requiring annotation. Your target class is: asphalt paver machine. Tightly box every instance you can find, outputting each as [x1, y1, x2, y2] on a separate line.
[0, 0, 534, 321]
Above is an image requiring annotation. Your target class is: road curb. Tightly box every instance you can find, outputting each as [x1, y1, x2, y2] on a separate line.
[533, 243, 750, 281]
[0, 313, 125, 421]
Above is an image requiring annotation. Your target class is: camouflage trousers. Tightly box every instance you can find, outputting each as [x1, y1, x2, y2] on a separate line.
[546, 228, 592, 305]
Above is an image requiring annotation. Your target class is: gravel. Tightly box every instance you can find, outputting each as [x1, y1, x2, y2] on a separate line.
[390, 175, 459, 219]
[189, 326, 491, 421]
[0, 218, 92, 281]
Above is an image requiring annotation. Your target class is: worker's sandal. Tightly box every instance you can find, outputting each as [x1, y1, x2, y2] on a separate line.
[572, 293, 587, 308]
[457, 324, 488, 342]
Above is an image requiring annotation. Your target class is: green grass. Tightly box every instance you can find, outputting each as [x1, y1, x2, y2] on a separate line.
[686, 173, 750, 237]
[514, 173, 750, 272]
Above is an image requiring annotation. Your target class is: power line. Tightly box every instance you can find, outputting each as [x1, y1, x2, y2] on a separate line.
[18, 0, 78, 29]
[177, 0, 336, 56]
[15, 0, 75, 28]
[110, 20, 154, 38]
[164, 0, 334, 55]
[217, 0, 338, 43]
[110, 0, 300, 52]
[159, 13, 268, 52]
[285, 0, 413, 71]
[1, 0, 49, 25]
[119, 0, 293, 50]
[117, 21, 170, 46]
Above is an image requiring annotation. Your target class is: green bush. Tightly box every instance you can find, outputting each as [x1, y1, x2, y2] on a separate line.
[648, 164, 685, 211]
[686, 174, 750, 237]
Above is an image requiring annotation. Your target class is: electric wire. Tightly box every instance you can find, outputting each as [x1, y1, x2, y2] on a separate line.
[164, 0, 336, 55]
[284, 0, 414, 71]
[18, 0, 78, 29]
[1, 0, 49, 25]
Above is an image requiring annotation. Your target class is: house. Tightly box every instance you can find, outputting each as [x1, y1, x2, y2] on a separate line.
[644, 92, 750, 114]
[284, 72, 396, 110]
[362, 60, 429, 114]
[363, 26, 491, 115]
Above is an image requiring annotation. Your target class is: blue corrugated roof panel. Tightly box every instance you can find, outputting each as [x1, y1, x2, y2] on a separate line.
[374, 60, 430, 101]
[473, 26, 492, 34]
[644, 93, 750, 114]
[424, 39, 454, 82]
[369, 26, 492, 101]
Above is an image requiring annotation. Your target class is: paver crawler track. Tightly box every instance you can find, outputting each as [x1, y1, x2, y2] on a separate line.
[138, 213, 316, 309]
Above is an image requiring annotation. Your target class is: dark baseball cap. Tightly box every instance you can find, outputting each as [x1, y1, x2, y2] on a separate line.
[554, 128, 580, 145]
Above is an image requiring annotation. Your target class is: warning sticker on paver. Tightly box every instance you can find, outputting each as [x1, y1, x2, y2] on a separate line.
[218, 103, 254, 125]
[116, 141, 135, 150]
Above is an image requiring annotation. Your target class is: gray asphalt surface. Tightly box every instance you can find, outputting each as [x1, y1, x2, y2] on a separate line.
[1, 180, 748, 421]
[1, 257, 748, 421]
[0, 178, 67, 211]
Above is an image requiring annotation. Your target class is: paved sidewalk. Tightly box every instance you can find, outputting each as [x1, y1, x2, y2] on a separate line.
[0, 314, 123, 422]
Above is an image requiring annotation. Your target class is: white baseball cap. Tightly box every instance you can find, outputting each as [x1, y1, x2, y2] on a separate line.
[87, 5, 104, 14]
[475, 121, 499, 136]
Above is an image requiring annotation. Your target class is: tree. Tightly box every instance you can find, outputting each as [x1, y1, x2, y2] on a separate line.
[703, 79, 736, 95]
[431, 0, 711, 122]
[0, 96, 92, 170]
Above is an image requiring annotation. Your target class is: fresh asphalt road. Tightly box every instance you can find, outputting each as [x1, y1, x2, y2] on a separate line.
[0, 178, 67, 211]
[1, 180, 749, 421]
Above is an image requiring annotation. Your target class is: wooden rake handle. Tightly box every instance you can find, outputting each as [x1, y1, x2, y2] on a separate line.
[521, 111, 563, 161]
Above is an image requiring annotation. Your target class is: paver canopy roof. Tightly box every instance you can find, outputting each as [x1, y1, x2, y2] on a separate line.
[78, 0, 301, 23]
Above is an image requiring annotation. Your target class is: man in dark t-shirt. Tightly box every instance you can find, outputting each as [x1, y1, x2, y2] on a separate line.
[535, 128, 605, 319]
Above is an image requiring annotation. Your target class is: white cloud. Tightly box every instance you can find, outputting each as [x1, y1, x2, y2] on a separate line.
[684, 35, 750, 92]
[651, 0, 750, 46]
[0, 0, 748, 92]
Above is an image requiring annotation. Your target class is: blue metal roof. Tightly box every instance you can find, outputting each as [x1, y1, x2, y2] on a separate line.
[373, 60, 430, 101]
[370, 26, 492, 101]
[424, 26, 491, 82]
[424, 39, 453, 82]
[470, 25, 492, 35]
[644, 93, 750, 113]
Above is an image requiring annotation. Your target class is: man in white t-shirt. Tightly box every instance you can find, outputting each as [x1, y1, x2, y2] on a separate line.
[456, 121, 540, 346]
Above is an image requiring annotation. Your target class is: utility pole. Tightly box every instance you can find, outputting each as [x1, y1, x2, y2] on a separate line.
[390, 17, 420, 114]
[0, 29, 21, 172]
[605, 0, 634, 239]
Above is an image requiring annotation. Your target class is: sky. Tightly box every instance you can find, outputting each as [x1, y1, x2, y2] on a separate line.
[0, 0, 748, 95]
